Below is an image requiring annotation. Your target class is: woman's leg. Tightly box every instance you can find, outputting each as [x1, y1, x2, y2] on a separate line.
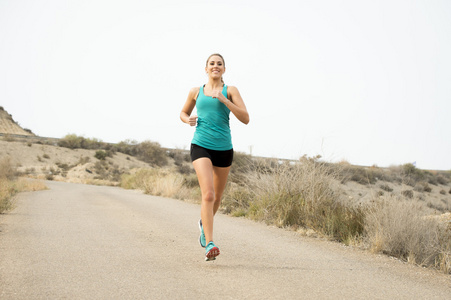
[192, 158, 215, 244]
[212, 166, 231, 215]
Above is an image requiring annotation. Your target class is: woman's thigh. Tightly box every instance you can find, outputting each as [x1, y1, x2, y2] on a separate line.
[213, 166, 231, 197]
[192, 157, 214, 195]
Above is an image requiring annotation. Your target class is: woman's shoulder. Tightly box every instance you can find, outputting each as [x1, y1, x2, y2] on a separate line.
[189, 86, 200, 93]
[226, 85, 240, 96]
[226, 85, 239, 92]
[188, 86, 200, 100]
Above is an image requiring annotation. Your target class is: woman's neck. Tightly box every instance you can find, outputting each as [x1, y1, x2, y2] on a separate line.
[206, 79, 223, 90]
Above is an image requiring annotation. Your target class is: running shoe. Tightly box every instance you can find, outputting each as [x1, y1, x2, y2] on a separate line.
[205, 241, 220, 261]
[198, 219, 206, 248]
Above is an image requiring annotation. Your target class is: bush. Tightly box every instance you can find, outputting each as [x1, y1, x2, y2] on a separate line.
[338, 164, 382, 185]
[229, 152, 254, 185]
[167, 149, 190, 166]
[380, 184, 393, 192]
[235, 156, 364, 243]
[401, 189, 414, 199]
[401, 163, 429, 186]
[58, 134, 84, 149]
[58, 134, 106, 150]
[414, 182, 432, 193]
[112, 139, 139, 156]
[94, 161, 121, 181]
[121, 169, 188, 199]
[136, 141, 168, 167]
[1, 159, 47, 213]
[222, 181, 253, 216]
[365, 195, 450, 272]
[95, 150, 108, 160]
[0, 158, 16, 180]
[436, 175, 448, 185]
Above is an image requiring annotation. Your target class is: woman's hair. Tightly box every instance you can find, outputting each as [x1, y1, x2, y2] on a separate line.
[206, 53, 225, 67]
[206, 53, 225, 83]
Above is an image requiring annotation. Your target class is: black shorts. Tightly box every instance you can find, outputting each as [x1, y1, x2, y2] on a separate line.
[190, 143, 234, 167]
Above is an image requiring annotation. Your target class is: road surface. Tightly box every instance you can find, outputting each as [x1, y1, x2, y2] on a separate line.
[1, 181, 450, 299]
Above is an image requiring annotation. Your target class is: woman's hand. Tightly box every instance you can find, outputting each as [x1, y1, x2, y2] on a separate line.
[212, 90, 229, 104]
[188, 115, 198, 126]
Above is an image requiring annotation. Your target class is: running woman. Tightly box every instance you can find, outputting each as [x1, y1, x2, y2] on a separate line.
[180, 53, 249, 261]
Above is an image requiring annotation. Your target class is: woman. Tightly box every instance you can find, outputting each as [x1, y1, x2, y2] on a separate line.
[180, 53, 249, 261]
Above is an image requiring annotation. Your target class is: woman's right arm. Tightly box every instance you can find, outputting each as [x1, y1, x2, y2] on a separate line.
[180, 87, 199, 126]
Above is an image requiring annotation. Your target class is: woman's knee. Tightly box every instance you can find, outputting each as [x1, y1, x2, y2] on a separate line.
[202, 190, 215, 203]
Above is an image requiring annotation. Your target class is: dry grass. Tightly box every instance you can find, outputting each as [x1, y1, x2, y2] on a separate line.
[120, 169, 200, 200]
[223, 156, 365, 244]
[0, 158, 47, 213]
[365, 195, 451, 273]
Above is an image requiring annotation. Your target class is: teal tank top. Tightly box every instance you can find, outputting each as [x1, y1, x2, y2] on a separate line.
[192, 85, 233, 150]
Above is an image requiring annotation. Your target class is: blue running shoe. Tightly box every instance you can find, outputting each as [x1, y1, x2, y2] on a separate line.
[198, 219, 206, 248]
[205, 241, 220, 261]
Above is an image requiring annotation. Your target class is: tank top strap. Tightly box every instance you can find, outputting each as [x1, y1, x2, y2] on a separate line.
[222, 85, 228, 97]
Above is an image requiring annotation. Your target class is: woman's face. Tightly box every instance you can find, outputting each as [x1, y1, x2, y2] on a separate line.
[205, 55, 225, 79]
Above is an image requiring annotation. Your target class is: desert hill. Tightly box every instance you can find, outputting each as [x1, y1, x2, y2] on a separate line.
[0, 106, 34, 136]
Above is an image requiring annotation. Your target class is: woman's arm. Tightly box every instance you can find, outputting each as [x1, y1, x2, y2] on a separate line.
[180, 87, 199, 126]
[213, 86, 249, 124]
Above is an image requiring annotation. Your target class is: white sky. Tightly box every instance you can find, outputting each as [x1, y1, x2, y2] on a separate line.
[1, 0, 450, 170]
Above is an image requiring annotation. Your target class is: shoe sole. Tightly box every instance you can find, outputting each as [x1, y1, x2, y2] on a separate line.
[205, 247, 220, 261]
[198, 219, 206, 248]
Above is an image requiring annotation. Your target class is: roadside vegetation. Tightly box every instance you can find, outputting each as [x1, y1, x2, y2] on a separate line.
[119, 149, 451, 274]
[3, 134, 451, 273]
[0, 158, 47, 213]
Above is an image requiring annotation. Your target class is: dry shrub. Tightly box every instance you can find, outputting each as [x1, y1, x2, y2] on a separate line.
[222, 181, 253, 216]
[379, 183, 393, 192]
[0, 176, 47, 213]
[365, 195, 451, 273]
[0, 158, 16, 180]
[414, 182, 432, 193]
[121, 168, 189, 199]
[14, 178, 47, 192]
[0, 178, 15, 213]
[238, 156, 364, 243]
[401, 189, 414, 199]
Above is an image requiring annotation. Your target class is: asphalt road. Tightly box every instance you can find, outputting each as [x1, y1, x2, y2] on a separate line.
[1, 181, 450, 299]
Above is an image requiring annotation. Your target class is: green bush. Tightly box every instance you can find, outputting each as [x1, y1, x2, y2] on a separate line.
[95, 150, 108, 160]
[58, 134, 84, 149]
[58, 134, 107, 150]
[94, 161, 121, 181]
[136, 141, 168, 167]
[112, 140, 139, 156]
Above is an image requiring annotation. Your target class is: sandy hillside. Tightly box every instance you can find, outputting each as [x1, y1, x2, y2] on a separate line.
[0, 107, 34, 136]
[0, 140, 153, 184]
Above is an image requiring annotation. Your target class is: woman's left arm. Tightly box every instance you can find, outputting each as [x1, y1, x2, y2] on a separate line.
[214, 86, 249, 124]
